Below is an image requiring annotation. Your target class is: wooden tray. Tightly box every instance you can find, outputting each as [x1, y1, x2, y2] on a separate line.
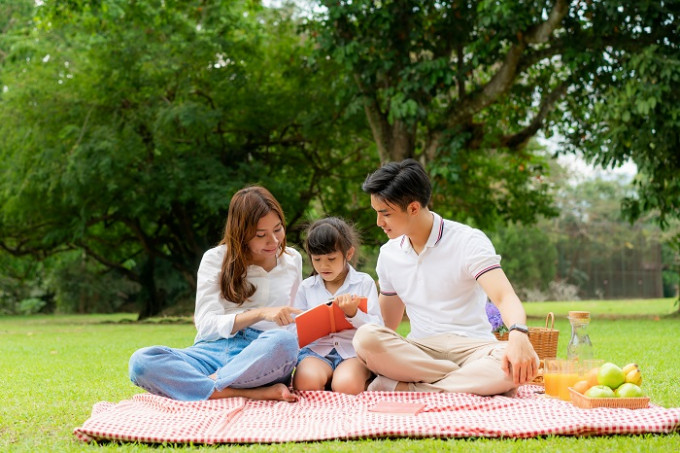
[569, 387, 650, 409]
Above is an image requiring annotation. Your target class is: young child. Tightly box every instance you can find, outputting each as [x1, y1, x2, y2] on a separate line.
[292, 217, 382, 394]
[129, 186, 303, 402]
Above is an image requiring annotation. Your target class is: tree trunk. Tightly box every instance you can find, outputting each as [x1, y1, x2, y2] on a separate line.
[363, 109, 417, 163]
[136, 257, 166, 320]
[358, 74, 418, 164]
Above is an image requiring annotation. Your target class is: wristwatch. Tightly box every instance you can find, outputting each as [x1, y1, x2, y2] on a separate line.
[509, 323, 529, 334]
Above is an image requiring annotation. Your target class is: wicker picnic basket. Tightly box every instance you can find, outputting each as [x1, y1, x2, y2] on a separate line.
[493, 312, 559, 360]
[494, 312, 559, 386]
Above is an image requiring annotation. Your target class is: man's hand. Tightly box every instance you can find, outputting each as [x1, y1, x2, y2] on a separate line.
[502, 330, 539, 385]
[258, 306, 302, 326]
[335, 294, 360, 318]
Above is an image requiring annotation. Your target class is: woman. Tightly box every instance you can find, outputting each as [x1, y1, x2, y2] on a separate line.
[128, 186, 302, 401]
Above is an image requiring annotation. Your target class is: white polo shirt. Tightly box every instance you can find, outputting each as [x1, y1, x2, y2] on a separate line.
[376, 212, 500, 340]
[292, 265, 382, 358]
[193, 245, 302, 342]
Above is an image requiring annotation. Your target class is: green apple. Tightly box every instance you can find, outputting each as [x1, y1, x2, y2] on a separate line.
[585, 385, 616, 398]
[597, 362, 626, 389]
[615, 383, 645, 398]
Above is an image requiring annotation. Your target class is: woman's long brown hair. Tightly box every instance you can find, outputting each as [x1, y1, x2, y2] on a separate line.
[219, 186, 286, 305]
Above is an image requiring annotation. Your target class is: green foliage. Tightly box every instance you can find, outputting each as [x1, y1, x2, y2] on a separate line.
[558, 5, 680, 238]
[311, 0, 680, 232]
[490, 223, 556, 295]
[0, 248, 142, 315]
[2, 0, 680, 316]
[483, 172, 671, 301]
[311, 0, 563, 228]
[46, 252, 141, 313]
[0, 0, 375, 317]
[15, 297, 46, 315]
[0, 258, 33, 314]
[547, 177, 665, 299]
[430, 140, 557, 230]
[661, 238, 680, 298]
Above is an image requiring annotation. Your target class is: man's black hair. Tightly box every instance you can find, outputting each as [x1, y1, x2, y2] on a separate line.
[361, 158, 431, 210]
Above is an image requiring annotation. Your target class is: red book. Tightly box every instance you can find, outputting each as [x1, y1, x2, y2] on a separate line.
[294, 297, 368, 348]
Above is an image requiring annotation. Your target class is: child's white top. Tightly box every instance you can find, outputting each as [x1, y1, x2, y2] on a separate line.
[377, 211, 500, 340]
[293, 265, 382, 359]
[193, 245, 302, 342]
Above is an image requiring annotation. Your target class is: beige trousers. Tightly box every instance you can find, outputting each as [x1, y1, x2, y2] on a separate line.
[353, 324, 516, 396]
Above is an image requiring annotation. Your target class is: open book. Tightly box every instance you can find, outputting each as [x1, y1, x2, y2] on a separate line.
[294, 297, 368, 348]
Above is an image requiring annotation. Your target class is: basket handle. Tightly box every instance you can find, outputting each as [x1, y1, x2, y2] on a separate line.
[545, 312, 555, 330]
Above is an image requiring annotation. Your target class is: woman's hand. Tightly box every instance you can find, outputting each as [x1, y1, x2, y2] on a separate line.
[258, 306, 302, 326]
[335, 294, 360, 318]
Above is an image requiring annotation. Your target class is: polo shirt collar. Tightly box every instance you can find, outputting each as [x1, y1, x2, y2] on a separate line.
[399, 211, 445, 252]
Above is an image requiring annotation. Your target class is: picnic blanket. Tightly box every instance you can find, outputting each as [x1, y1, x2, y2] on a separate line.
[73, 385, 680, 444]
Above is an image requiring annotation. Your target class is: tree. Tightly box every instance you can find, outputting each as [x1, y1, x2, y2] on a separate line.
[489, 223, 556, 299]
[547, 175, 666, 300]
[310, 1, 679, 229]
[577, 43, 680, 243]
[0, 0, 374, 318]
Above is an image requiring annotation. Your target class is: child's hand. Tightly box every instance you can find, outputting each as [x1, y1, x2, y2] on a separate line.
[335, 294, 360, 318]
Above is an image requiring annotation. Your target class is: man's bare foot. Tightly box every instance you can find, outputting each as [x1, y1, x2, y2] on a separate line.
[209, 383, 298, 402]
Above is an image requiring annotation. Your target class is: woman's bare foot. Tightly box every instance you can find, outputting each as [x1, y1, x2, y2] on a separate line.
[209, 383, 298, 402]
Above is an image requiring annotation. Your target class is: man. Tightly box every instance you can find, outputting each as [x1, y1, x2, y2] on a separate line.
[353, 159, 538, 395]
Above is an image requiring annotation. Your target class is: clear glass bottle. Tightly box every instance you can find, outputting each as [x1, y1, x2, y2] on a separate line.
[567, 311, 593, 361]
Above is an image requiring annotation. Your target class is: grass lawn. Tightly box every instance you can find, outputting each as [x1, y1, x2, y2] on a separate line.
[1, 300, 679, 452]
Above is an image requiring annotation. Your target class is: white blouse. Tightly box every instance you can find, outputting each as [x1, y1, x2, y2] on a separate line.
[293, 265, 382, 358]
[193, 245, 302, 342]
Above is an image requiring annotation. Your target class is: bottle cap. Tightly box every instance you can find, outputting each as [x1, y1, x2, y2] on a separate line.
[568, 311, 590, 319]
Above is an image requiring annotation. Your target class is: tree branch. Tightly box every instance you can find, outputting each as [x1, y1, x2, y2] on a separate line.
[69, 106, 94, 156]
[501, 80, 569, 149]
[0, 238, 71, 258]
[72, 240, 141, 282]
[456, 44, 466, 100]
[516, 44, 565, 74]
[424, 130, 443, 163]
[446, 0, 569, 128]
[524, 0, 569, 44]
[354, 73, 392, 162]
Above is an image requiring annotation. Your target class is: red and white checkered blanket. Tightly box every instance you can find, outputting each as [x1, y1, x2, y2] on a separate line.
[73, 386, 680, 444]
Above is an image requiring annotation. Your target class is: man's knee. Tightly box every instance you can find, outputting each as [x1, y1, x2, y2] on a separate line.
[352, 323, 388, 355]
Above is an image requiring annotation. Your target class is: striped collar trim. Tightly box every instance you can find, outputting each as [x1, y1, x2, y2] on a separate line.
[399, 212, 445, 251]
[433, 215, 444, 246]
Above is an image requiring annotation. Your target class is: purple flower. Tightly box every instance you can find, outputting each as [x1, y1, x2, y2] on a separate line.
[485, 301, 504, 332]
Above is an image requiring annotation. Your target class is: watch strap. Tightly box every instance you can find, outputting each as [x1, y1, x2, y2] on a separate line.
[509, 323, 529, 334]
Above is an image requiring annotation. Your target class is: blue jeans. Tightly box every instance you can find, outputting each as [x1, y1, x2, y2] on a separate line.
[128, 328, 298, 401]
[297, 347, 344, 370]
